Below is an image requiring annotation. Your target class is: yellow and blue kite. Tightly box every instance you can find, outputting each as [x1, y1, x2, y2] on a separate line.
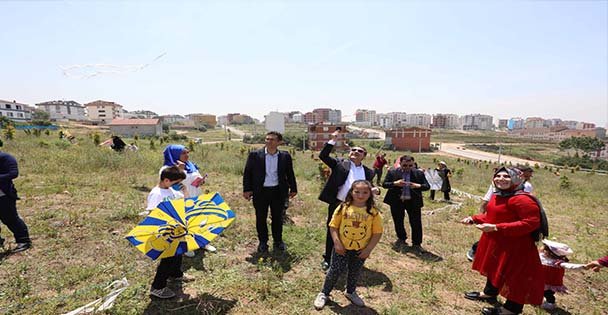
[126, 192, 235, 260]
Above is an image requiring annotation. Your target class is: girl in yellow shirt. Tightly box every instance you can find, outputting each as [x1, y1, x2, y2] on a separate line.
[314, 180, 383, 309]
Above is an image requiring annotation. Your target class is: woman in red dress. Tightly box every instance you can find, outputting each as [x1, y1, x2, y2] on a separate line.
[461, 167, 544, 315]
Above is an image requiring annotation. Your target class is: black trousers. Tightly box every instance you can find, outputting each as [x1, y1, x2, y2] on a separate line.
[544, 290, 556, 303]
[323, 201, 341, 264]
[322, 250, 365, 295]
[390, 203, 422, 246]
[151, 255, 183, 289]
[253, 186, 284, 245]
[0, 196, 30, 244]
[372, 168, 383, 185]
[429, 190, 450, 201]
[484, 279, 524, 314]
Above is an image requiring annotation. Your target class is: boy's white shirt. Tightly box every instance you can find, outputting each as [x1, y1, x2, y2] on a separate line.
[146, 186, 184, 210]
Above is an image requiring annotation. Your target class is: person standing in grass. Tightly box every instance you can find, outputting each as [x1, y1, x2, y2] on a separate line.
[371, 153, 388, 186]
[436, 161, 451, 202]
[461, 167, 543, 315]
[0, 149, 31, 253]
[243, 131, 298, 253]
[382, 155, 430, 253]
[162, 144, 216, 254]
[314, 180, 383, 310]
[318, 129, 377, 271]
[147, 166, 190, 299]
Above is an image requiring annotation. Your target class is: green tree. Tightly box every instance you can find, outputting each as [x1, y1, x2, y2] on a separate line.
[32, 110, 50, 120]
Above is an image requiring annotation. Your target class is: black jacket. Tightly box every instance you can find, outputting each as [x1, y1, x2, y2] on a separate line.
[243, 148, 297, 199]
[0, 152, 19, 199]
[382, 167, 430, 208]
[318, 142, 374, 204]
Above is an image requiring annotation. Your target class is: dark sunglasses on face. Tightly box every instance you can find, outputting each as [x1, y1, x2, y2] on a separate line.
[351, 148, 366, 154]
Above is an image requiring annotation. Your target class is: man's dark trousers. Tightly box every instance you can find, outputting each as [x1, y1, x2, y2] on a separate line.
[0, 196, 30, 244]
[323, 201, 341, 264]
[253, 186, 285, 245]
[390, 203, 422, 246]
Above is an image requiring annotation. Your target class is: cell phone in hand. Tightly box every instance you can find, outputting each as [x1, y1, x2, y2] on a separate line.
[191, 174, 208, 187]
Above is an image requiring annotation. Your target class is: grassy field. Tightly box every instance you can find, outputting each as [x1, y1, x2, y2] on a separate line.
[0, 129, 606, 314]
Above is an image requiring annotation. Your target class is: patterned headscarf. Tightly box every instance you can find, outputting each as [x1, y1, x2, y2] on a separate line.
[163, 144, 198, 174]
[493, 166, 524, 197]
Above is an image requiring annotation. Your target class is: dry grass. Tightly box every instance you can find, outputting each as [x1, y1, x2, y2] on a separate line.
[0, 130, 606, 315]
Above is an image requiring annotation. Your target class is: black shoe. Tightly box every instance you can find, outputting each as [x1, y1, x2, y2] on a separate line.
[257, 243, 269, 253]
[464, 291, 497, 304]
[12, 242, 31, 253]
[274, 242, 287, 252]
[466, 248, 475, 262]
[481, 306, 515, 315]
[321, 261, 330, 272]
[411, 245, 427, 254]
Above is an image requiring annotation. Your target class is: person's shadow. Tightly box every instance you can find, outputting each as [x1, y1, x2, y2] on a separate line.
[245, 248, 296, 274]
[143, 283, 237, 315]
[390, 243, 443, 262]
[545, 307, 572, 315]
[327, 301, 380, 315]
[182, 250, 208, 271]
[359, 267, 393, 292]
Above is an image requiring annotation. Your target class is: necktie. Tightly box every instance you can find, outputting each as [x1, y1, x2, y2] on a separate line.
[401, 170, 411, 201]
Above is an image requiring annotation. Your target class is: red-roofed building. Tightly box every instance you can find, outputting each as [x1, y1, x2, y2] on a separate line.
[386, 127, 431, 152]
[107, 118, 162, 137]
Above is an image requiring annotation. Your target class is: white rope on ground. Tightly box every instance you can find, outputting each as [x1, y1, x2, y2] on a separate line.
[62, 278, 129, 315]
[423, 188, 485, 215]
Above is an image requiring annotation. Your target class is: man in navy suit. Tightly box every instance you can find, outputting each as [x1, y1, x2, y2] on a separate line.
[0, 150, 31, 253]
[383, 155, 430, 253]
[318, 130, 378, 270]
[243, 131, 297, 253]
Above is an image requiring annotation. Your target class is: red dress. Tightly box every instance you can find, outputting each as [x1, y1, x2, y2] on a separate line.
[472, 194, 544, 305]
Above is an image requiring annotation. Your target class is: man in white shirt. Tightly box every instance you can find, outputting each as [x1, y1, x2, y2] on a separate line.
[318, 129, 378, 270]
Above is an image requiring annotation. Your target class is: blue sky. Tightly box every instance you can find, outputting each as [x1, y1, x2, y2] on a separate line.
[1, 1, 606, 126]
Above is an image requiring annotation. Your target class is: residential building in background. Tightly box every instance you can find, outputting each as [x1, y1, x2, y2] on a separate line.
[507, 117, 525, 130]
[0, 100, 33, 122]
[36, 100, 86, 121]
[107, 118, 162, 137]
[303, 112, 319, 124]
[308, 123, 348, 151]
[561, 120, 578, 129]
[576, 122, 595, 130]
[230, 114, 254, 124]
[265, 111, 285, 133]
[160, 114, 187, 124]
[292, 112, 303, 123]
[186, 113, 217, 127]
[355, 109, 377, 126]
[525, 117, 545, 129]
[432, 114, 460, 129]
[84, 100, 124, 124]
[544, 118, 562, 127]
[124, 110, 158, 119]
[405, 113, 432, 128]
[376, 113, 393, 129]
[385, 127, 431, 152]
[498, 119, 508, 129]
[463, 114, 493, 130]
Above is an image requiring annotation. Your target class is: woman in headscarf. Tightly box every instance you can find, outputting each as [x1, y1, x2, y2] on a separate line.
[162, 144, 216, 252]
[460, 167, 543, 315]
[436, 161, 451, 202]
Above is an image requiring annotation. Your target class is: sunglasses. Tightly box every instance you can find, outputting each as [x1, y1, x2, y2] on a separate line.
[350, 148, 366, 154]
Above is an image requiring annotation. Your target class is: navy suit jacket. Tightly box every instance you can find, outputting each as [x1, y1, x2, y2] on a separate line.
[243, 148, 297, 199]
[318, 142, 374, 204]
[0, 152, 19, 199]
[382, 167, 430, 209]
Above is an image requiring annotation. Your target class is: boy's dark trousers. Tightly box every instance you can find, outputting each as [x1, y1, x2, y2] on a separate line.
[152, 255, 183, 289]
[544, 290, 556, 303]
[0, 196, 31, 244]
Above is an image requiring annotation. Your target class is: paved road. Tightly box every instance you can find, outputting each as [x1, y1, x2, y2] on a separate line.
[438, 143, 546, 166]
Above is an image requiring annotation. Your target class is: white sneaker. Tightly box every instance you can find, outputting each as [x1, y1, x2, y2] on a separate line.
[138, 210, 150, 216]
[184, 251, 195, 257]
[344, 291, 365, 307]
[204, 244, 217, 252]
[150, 287, 176, 299]
[541, 302, 556, 311]
[313, 292, 328, 310]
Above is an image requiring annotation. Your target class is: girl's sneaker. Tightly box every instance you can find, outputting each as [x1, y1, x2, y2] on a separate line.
[150, 287, 176, 299]
[314, 292, 328, 310]
[204, 244, 217, 252]
[541, 302, 556, 311]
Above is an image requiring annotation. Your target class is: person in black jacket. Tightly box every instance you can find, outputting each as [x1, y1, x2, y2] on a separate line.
[243, 131, 297, 253]
[318, 129, 378, 270]
[0, 150, 31, 253]
[382, 155, 430, 253]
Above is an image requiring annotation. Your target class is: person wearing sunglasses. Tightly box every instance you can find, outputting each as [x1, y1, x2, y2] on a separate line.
[382, 155, 430, 254]
[318, 129, 379, 271]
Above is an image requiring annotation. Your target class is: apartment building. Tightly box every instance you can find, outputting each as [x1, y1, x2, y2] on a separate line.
[84, 100, 124, 123]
